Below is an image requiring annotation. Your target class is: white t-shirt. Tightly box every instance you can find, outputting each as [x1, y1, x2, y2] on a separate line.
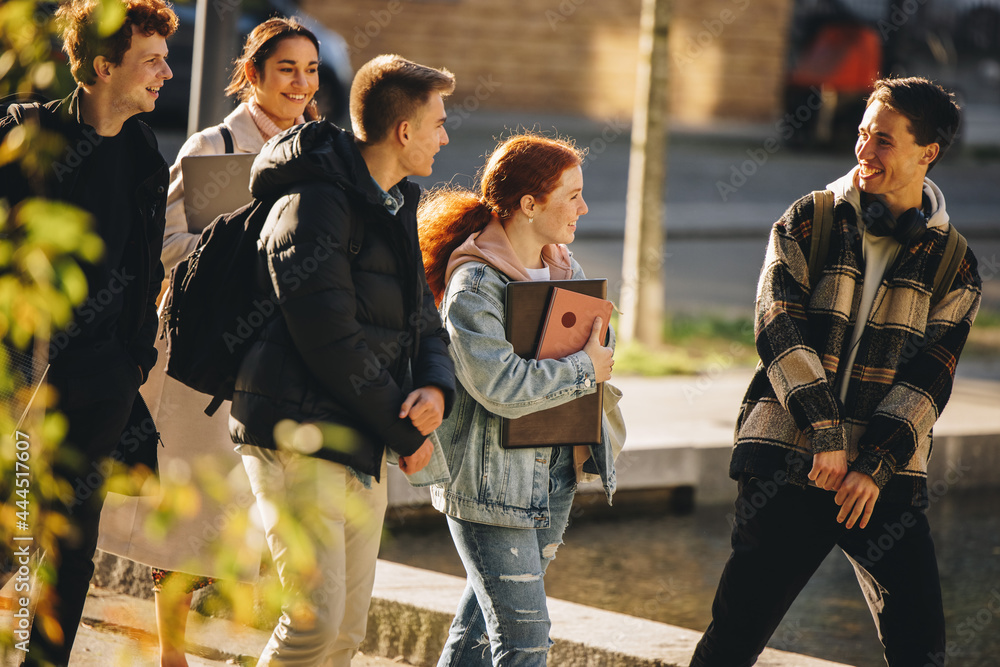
[525, 265, 551, 281]
[838, 232, 901, 403]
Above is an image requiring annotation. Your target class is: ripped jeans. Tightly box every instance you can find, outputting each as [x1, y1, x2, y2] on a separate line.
[437, 446, 577, 667]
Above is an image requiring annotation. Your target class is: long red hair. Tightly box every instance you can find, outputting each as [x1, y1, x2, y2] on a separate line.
[418, 133, 584, 305]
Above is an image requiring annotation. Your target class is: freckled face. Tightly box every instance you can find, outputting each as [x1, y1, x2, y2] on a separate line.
[531, 165, 588, 246]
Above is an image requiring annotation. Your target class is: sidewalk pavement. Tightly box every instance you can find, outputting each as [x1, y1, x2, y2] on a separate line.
[1, 587, 405, 667]
[4, 367, 996, 666]
[388, 365, 1000, 509]
[3, 565, 853, 667]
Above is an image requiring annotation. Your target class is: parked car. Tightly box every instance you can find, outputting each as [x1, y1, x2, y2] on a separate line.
[148, 0, 353, 126]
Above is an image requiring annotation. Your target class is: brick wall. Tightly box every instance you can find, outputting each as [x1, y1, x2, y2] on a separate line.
[303, 0, 794, 124]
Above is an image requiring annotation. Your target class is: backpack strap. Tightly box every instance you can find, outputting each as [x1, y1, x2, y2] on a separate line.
[808, 190, 835, 290]
[218, 124, 234, 154]
[7, 102, 42, 126]
[929, 224, 967, 309]
[205, 394, 225, 417]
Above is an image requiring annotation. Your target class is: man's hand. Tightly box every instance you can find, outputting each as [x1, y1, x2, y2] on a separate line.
[398, 438, 433, 474]
[399, 386, 445, 435]
[834, 472, 880, 529]
[808, 450, 848, 491]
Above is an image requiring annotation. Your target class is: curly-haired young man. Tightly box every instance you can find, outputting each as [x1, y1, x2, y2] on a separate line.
[0, 1, 177, 663]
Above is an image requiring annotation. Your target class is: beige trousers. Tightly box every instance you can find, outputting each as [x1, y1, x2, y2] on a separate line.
[240, 445, 388, 667]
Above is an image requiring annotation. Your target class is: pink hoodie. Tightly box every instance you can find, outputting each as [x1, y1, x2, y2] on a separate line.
[445, 216, 574, 285]
[443, 215, 597, 477]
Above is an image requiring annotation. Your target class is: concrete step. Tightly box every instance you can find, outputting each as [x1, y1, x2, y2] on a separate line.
[366, 560, 852, 667]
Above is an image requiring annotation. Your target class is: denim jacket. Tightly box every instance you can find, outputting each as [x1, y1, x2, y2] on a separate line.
[428, 259, 617, 529]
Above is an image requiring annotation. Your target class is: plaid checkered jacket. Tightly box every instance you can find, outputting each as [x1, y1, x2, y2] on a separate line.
[731, 178, 981, 507]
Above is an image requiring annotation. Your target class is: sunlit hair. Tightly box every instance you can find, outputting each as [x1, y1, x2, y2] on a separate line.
[226, 17, 321, 121]
[867, 76, 961, 170]
[350, 54, 455, 145]
[57, 0, 178, 86]
[418, 133, 585, 305]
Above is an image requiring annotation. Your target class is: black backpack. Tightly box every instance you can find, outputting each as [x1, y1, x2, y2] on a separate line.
[162, 197, 278, 415]
[162, 172, 364, 415]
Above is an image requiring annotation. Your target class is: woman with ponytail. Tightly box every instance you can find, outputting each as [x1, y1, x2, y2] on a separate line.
[417, 134, 618, 666]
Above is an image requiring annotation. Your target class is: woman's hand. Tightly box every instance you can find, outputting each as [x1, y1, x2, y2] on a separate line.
[582, 316, 614, 383]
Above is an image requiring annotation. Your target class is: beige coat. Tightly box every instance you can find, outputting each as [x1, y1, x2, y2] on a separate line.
[97, 104, 267, 581]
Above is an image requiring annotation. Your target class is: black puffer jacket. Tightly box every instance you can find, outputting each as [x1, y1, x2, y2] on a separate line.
[229, 121, 456, 479]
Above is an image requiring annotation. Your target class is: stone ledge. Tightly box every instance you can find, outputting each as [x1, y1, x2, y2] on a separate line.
[365, 560, 851, 667]
[83, 554, 851, 666]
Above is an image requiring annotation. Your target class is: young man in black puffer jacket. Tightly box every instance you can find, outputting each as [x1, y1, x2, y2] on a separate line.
[229, 54, 456, 666]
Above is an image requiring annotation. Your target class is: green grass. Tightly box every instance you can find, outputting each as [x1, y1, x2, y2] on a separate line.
[612, 314, 759, 376]
[966, 308, 1000, 358]
[611, 309, 1000, 377]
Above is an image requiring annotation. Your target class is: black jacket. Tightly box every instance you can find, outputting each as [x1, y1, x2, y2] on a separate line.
[229, 121, 456, 479]
[0, 88, 166, 380]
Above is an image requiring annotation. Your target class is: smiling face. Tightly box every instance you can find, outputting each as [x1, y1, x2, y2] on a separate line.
[530, 165, 588, 246]
[106, 27, 172, 117]
[250, 35, 319, 130]
[855, 100, 939, 216]
[399, 92, 449, 178]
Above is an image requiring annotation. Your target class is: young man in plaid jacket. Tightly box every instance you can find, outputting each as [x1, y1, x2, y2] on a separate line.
[690, 77, 981, 666]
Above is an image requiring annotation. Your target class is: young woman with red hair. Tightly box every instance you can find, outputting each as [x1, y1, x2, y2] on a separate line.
[417, 134, 618, 666]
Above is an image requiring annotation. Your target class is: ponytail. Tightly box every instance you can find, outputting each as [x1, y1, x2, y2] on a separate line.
[418, 188, 493, 306]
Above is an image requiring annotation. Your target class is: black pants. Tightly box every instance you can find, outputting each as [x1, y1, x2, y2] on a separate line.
[690, 476, 945, 667]
[24, 354, 140, 667]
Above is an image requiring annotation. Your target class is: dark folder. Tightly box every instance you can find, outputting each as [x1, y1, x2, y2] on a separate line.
[501, 279, 607, 449]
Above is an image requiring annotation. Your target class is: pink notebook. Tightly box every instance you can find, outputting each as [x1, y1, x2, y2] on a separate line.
[535, 287, 613, 360]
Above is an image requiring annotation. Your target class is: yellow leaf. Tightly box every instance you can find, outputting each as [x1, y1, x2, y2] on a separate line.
[97, 0, 126, 37]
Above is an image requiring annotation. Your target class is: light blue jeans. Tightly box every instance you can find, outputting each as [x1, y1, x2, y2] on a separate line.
[437, 446, 577, 667]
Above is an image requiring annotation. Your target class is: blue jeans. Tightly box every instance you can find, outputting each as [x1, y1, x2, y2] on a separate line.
[437, 446, 577, 667]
